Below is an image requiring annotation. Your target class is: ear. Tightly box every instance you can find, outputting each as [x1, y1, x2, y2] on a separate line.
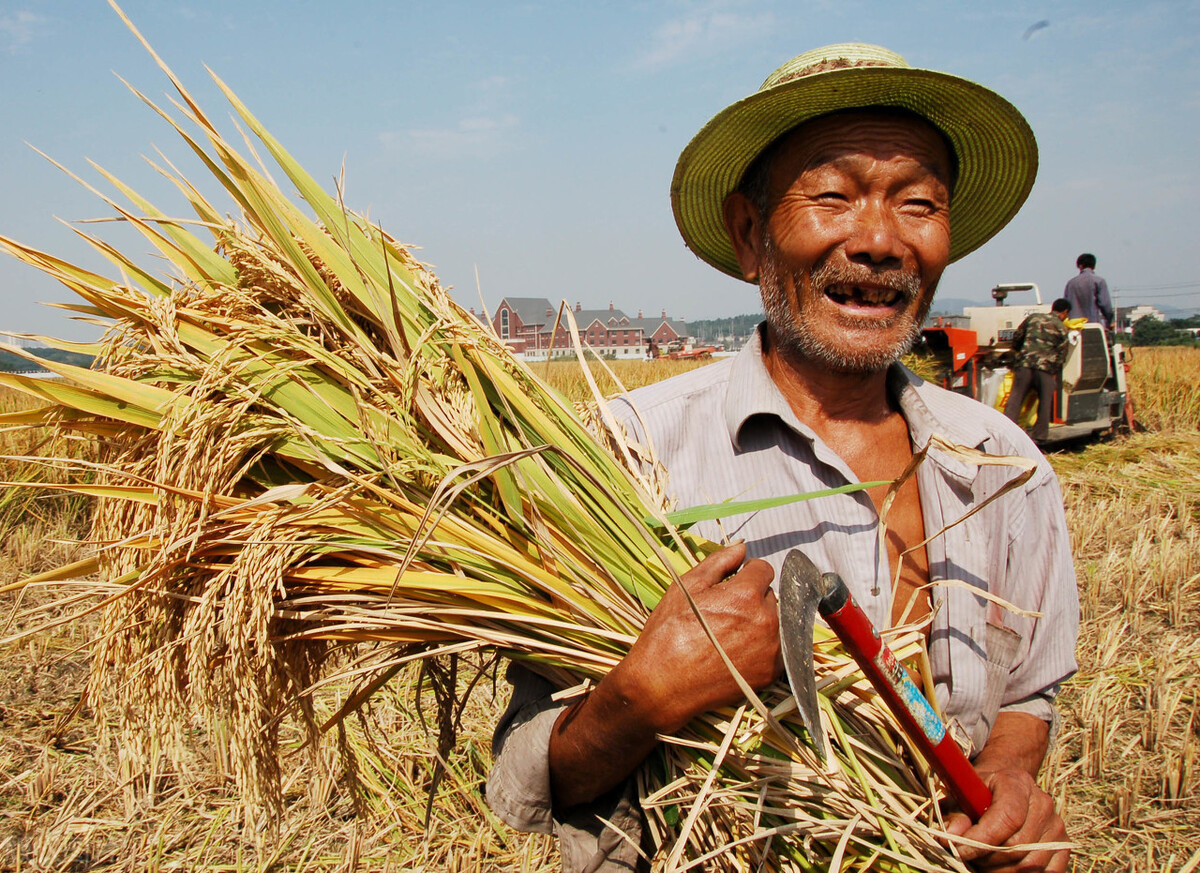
[721, 191, 766, 283]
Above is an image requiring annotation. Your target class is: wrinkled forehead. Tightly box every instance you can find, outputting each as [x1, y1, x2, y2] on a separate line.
[745, 107, 958, 205]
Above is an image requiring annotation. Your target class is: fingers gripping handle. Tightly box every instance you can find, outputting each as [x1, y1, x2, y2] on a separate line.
[817, 573, 993, 821]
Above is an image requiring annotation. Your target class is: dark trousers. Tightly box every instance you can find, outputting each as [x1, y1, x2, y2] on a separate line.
[1004, 367, 1057, 442]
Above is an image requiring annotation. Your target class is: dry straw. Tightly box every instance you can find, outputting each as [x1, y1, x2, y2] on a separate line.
[0, 4, 1040, 869]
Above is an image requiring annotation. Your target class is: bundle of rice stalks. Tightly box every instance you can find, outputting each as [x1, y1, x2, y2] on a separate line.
[1, 7, 993, 869]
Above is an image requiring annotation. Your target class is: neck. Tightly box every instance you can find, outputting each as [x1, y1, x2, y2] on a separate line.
[762, 324, 896, 428]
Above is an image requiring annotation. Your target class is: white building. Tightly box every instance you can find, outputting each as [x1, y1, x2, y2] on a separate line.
[1124, 304, 1164, 324]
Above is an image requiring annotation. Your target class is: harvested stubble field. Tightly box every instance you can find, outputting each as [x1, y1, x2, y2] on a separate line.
[1, 348, 1197, 872]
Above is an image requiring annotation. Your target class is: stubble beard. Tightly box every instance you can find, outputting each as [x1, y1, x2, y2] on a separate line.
[758, 233, 935, 374]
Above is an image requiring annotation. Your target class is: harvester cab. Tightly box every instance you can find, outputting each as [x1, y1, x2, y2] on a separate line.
[919, 283, 1132, 444]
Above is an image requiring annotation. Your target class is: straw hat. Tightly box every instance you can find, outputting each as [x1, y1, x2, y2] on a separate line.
[671, 43, 1038, 280]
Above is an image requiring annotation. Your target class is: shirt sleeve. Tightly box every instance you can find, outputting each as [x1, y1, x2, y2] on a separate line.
[1011, 317, 1028, 351]
[1096, 277, 1114, 323]
[487, 663, 648, 872]
[998, 466, 1079, 744]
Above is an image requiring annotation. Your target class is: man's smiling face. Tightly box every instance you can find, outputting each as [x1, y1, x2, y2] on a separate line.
[750, 110, 954, 373]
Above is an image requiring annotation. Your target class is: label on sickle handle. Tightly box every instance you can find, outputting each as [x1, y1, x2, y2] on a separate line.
[874, 646, 946, 745]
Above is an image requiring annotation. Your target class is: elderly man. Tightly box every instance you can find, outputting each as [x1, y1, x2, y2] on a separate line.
[488, 44, 1078, 873]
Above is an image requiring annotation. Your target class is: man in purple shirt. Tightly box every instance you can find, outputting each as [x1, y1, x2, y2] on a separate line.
[1064, 253, 1114, 329]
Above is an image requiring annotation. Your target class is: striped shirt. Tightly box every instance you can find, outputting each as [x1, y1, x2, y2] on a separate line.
[611, 327, 1078, 744]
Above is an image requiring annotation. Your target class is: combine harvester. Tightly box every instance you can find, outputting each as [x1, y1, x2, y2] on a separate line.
[658, 339, 721, 361]
[919, 283, 1134, 445]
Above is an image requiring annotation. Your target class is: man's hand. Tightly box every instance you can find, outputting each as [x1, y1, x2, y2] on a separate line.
[944, 712, 1069, 872]
[620, 541, 782, 733]
[548, 542, 781, 809]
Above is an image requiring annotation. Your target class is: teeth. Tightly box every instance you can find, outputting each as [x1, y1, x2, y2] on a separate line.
[827, 285, 900, 306]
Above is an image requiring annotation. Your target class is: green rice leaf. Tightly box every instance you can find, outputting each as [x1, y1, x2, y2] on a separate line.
[653, 480, 891, 528]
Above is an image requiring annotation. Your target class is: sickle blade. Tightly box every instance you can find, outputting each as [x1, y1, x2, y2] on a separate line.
[778, 549, 831, 762]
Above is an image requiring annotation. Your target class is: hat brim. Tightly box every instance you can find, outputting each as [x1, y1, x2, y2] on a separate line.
[671, 65, 1038, 280]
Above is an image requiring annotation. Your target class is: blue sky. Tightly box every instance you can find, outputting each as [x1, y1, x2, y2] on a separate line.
[2, 1, 1198, 342]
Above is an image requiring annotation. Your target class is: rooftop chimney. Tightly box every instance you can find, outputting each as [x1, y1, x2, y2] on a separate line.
[609, 301, 614, 311]
[575, 301, 582, 312]
[638, 309, 643, 319]
[546, 307, 553, 317]
[661, 309, 667, 319]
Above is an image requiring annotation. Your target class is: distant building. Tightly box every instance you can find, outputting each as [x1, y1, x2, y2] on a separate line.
[1120, 304, 1165, 332]
[3, 337, 44, 350]
[490, 298, 690, 360]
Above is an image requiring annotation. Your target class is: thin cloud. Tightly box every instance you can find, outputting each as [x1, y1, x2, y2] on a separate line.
[634, 7, 773, 70]
[1, 10, 39, 50]
[382, 113, 520, 156]
[380, 74, 520, 156]
[477, 75, 510, 92]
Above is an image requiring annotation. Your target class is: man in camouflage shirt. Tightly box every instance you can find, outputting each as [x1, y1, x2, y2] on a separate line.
[1004, 298, 1072, 444]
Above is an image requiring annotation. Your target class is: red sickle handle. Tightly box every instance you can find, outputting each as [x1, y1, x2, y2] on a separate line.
[817, 573, 992, 821]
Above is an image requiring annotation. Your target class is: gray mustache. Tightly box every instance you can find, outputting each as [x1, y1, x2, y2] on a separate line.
[810, 263, 921, 299]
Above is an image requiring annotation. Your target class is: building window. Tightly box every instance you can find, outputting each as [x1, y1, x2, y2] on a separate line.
[500, 309, 509, 339]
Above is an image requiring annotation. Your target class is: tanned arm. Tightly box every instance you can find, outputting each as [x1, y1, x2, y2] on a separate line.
[548, 543, 782, 810]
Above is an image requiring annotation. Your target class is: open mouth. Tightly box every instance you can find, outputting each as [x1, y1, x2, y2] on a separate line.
[824, 284, 906, 308]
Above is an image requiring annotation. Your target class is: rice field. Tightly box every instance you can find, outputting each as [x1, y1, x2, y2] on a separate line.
[1040, 347, 1200, 870]
[538, 357, 714, 402]
[1, 345, 1197, 871]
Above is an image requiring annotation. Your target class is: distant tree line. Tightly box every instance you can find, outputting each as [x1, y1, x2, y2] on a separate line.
[0, 347, 95, 373]
[1129, 315, 1200, 347]
[688, 312, 764, 346]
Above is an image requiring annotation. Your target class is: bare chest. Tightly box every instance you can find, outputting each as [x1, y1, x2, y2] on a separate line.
[825, 424, 932, 631]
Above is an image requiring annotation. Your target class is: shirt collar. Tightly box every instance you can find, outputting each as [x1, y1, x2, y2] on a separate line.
[724, 325, 797, 449]
[724, 323, 991, 481]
